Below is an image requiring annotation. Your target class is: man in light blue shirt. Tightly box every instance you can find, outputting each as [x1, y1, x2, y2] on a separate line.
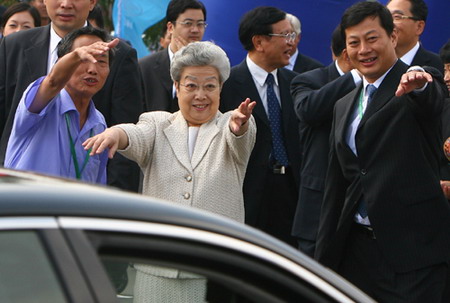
[5, 27, 117, 184]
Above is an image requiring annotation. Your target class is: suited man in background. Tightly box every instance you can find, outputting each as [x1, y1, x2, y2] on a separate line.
[139, 0, 206, 112]
[0, 0, 143, 192]
[285, 13, 323, 74]
[220, 6, 301, 247]
[315, 2, 450, 302]
[290, 25, 361, 257]
[386, 0, 444, 74]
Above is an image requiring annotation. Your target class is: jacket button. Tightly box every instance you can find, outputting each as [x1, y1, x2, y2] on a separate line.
[185, 175, 192, 182]
[361, 169, 367, 175]
[183, 193, 191, 199]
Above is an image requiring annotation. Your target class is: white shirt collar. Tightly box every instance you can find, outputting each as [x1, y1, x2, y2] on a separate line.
[400, 41, 420, 66]
[362, 60, 397, 90]
[48, 22, 88, 72]
[335, 60, 345, 76]
[168, 45, 175, 62]
[246, 55, 278, 87]
[286, 49, 298, 71]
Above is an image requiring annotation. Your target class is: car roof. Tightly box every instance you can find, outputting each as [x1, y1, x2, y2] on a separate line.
[0, 168, 372, 302]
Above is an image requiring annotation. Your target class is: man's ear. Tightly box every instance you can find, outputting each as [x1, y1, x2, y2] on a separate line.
[167, 22, 175, 35]
[89, 0, 97, 11]
[252, 35, 265, 52]
[415, 20, 425, 36]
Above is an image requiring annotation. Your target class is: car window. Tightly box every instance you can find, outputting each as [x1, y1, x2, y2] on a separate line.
[0, 231, 67, 303]
[82, 230, 337, 303]
[102, 260, 243, 303]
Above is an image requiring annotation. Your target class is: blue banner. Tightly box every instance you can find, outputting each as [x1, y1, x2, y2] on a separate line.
[112, 0, 170, 58]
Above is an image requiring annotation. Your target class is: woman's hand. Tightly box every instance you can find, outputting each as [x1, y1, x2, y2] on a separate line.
[82, 127, 127, 159]
[229, 98, 256, 136]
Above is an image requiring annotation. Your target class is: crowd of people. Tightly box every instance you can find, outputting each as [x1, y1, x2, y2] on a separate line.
[0, 0, 449, 302]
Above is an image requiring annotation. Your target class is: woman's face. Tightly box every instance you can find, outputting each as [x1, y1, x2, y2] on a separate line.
[2, 11, 36, 37]
[175, 65, 221, 127]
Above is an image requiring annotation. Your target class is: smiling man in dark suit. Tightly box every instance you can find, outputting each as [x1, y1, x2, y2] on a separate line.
[387, 0, 444, 74]
[290, 25, 361, 257]
[315, 2, 450, 302]
[0, 0, 143, 192]
[139, 0, 207, 113]
[220, 6, 301, 247]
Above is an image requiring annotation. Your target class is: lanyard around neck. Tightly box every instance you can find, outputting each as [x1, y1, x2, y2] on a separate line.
[358, 89, 365, 119]
[64, 113, 93, 180]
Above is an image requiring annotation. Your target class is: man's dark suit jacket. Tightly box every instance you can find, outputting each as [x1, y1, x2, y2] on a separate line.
[0, 24, 143, 192]
[290, 63, 357, 247]
[441, 98, 450, 180]
[139, 48, 178, 112]
[410, 45, 444, 75]
[315, 60, 450, 273]
[293, 52, 324, 74]
[220, 60, 301, 227]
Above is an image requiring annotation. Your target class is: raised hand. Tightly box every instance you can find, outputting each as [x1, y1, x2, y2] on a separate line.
[229, 98, 256, 136]
[75, 38, 120, 63]
[395, 69, 433, 97]
[171, 36, 189, 53]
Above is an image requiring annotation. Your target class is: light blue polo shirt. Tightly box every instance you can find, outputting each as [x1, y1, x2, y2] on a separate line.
[5, 76, 108, 184]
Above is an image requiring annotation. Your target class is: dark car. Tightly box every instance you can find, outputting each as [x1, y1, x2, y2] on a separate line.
[0, 168, 374, 303]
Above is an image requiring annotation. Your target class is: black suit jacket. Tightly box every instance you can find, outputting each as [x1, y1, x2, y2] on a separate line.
[441, 98, 450, 180]
[220, 60, 301, 226]
[410, 45, 444, 75]
[0, 24, 143, 192]
[315, 60, 450, 273]
[139, 49, 178, 112]
[290, 62, 357, 241]
[293, 52, 324, 74]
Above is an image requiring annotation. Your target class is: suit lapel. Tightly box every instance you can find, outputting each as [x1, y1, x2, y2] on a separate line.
[24, 26, 50, 78]
[155, 50, 173, 94]
[190, 114, 220, 170]
[163, 113, 192, 171]
[278, 69, 293, 134]
[336, 86, 362, 148]
[235, 61, 270, 127]
[360, 60, 408, 127]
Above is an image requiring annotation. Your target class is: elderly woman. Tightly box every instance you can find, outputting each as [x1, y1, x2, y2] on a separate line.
[83, 41, 256, 302]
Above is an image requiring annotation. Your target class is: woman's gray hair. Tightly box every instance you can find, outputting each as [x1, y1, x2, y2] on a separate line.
[170, 41, 230, 84]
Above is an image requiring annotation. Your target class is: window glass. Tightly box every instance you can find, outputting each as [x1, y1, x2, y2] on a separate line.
[102, 259, 249, 303]
[0, 231, 67, 303]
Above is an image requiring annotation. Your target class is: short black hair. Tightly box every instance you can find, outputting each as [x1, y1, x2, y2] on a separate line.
[57, 27, 115, 65]
[331, 25, 346, 57]
[341, 1, 394, 42]
[1, 2, 41, 30]
[440, 39, 450, 64]
[166, 0, 206, 23]
[88, 4, 105, 29]
[238, 6, 286, 51]
[407, 0, 428, 22]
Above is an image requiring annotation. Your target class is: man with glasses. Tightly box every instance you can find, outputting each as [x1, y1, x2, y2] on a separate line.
[220, 6, 301, 247]
[139, 0, 207, 112]
[387, 0, 444, 74]
[285, 13, 324, 74]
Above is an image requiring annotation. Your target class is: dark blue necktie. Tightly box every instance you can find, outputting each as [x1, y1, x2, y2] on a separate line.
[357, 84, 377, 218]
[266, 73, 289, 166]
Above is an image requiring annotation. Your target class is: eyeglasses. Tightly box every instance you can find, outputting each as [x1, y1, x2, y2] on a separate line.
[267, 32, 297, 43]
[175, 20, 208, 29]
[179, 82, 218, 93]
[391, 14, 420, 21]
